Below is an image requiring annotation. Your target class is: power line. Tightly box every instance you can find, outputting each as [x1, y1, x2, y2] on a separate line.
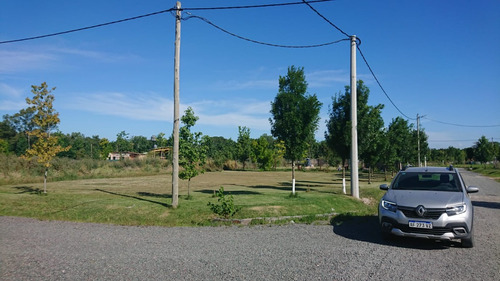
[0, 8, 176, 44]
[0, 1, 335, 45]
[357, 45, 415, 120]
[183, 13, 349, 48]
[182, 0, 335, 11]
[301, 0, 350, 38]
[423, 117, 500, 128]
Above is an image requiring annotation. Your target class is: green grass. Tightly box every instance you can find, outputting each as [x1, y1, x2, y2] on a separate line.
[0, 170, 388, 227]
[469, 165, 500, 182]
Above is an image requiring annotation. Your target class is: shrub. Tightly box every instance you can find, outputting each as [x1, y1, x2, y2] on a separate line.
[207, 187, 241, 218]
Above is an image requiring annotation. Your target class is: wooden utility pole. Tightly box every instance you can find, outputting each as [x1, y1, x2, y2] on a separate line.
[350, 35, 359, 199]
[172, 1, 181, 208]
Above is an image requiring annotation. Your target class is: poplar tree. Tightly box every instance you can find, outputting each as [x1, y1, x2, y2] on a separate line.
[24, 82, 70, 193]
[270, 66, 322, 194]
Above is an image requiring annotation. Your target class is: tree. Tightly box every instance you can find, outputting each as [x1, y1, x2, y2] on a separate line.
[325, 80, 385, 183]
[115, 131, 131, 159]
[236, 126, 252, 169]
[179, 107, 208, 198]
[99, 138, 113, 160]
[251, 135, 274, 171]
[386, 117, 414, 170]
[23, 82, 70, 193]
[474, 136, 494, 166]
[269, 66, 322, 194]
[131, 135, 151, 153]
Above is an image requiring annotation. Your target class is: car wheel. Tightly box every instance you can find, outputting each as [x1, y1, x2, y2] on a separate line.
[461, 228, 474, 248]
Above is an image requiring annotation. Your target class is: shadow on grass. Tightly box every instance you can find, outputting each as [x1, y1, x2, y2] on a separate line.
[95, 189, 171, 208]
[473, 200, 500, 209]
[332, 214, 457, 250]
[250, 184, 311, 192]
[13, 186, 43, 195]
[137, 192, 172, 199]
[196, 189, 262, 195]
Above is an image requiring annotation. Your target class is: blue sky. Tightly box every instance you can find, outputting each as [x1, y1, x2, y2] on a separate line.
[1, 0, 499, 149]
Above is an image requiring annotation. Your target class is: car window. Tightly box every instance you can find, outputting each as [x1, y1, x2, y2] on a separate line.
[392, 172, 461, 191]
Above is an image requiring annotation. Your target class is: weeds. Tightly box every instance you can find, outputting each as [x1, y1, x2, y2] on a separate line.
[207, 187, 241, 218]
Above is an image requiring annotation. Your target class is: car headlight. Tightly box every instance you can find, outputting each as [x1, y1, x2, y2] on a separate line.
[381, 199, 397, 212]
[446, 204, 467, 216]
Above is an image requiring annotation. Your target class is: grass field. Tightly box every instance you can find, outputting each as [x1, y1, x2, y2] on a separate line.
[0, 170, 387, 227]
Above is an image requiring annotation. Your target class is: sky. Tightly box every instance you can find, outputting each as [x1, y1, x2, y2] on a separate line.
[1, 0, 499, 149]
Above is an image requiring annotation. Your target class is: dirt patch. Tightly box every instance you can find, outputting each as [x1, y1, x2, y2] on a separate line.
[249, 206, 283, 212]
[361, 197, 374, 205]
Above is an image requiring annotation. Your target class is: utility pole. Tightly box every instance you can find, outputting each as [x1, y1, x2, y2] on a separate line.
[417, 114, 420, 167]
[172, 1, 181, 208]
[350, 35, 359, 199]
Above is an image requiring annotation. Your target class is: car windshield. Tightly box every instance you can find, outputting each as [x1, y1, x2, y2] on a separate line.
[392, 172, 461, 192]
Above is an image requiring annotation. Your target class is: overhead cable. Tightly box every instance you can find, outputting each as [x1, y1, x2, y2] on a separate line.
[183, 13, 349, 48]
[182, 0, 334, 11]
[301, 0, 350, 38]
[356, 46, 415, 120]
[0, 8, 175, 44]
[423, 117, 500, 128]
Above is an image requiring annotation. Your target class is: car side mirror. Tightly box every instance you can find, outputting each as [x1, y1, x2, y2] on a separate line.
[379, 184, 389, 190]
[466, 186, 479, 193]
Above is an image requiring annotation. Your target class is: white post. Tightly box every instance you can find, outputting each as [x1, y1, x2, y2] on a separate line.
[350, 35, 359, 199]
[172, 1, 181, 208]
[417, 113, 421, 167]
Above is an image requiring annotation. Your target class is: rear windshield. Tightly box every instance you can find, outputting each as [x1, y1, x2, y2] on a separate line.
[392, 172, 461, 191]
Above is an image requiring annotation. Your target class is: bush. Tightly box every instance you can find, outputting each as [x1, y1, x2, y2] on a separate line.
[207, 187, 241, 218]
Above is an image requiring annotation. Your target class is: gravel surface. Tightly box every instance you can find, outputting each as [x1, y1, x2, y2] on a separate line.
[1, 170, 499, 280]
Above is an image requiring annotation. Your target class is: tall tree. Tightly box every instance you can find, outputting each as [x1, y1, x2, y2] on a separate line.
[325, 80, 385, 183]
[236, 126, 252, 169]
[179, 107, 208, 198]
[386, 117, 414, 170]
[474, 136, 494, 166]
[269, 66, 322, 194]
[23, 82, 70, 193]
[115, 131, 131, 159]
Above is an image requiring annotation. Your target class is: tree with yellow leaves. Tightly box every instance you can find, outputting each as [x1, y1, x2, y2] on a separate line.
[24, 82, 70, 193]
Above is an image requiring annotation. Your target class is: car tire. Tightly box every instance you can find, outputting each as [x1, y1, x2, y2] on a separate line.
[461, 228, 474, 248]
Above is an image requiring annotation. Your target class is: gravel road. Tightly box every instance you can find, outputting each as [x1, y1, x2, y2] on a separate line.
[1, 170, 499, 280]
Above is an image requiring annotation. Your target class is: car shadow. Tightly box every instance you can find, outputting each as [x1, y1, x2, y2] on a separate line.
[332, 215, 460, 250]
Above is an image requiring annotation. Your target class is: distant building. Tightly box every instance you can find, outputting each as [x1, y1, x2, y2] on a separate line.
[107, 152, 146, 161]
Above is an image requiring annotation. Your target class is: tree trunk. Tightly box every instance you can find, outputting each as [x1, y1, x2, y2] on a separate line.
[291, 160, 296, 194]
[187, 178, 191, 198]
[368, 167, 372, 184]
[342, 165, 346, 194]
[43, 167, 48, 194]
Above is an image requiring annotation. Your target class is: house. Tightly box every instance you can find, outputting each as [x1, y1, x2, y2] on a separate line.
[107, 152, 146, 161]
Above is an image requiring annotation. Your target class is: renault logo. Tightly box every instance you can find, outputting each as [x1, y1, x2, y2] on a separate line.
[416, 205, 426, 217]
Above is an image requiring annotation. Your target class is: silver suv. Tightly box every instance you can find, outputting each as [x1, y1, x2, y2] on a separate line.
[378, 166, 479, 247]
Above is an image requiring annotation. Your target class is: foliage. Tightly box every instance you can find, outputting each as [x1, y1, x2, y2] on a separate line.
[236, 126, 252, 169]
[269, 66, 321, 194]
[474, 136, 495, 165]
[251, 135, 274, 171]
[270, 66, 322, 164]
[178, 107, 208, 197]
[384, 117, 414, 170]
[325, 80, 385, 170]
[207, 187, 241, 218]
[206, 136, 237, 170]
[23, 83, 70, 193]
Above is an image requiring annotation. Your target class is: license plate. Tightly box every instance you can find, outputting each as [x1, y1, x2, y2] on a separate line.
[409, 220, 433, 229]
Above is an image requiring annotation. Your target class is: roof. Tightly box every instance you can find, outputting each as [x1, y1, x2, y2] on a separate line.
[402, 166, 456, 173]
